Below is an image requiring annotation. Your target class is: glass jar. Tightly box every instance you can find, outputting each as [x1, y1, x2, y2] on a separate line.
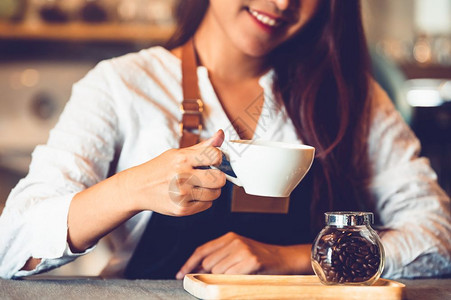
[311, 212, 385, 285]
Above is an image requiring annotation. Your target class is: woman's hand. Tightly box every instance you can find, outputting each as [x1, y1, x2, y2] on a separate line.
[176, 232, 314, 279]
[120, 129, 227, 217]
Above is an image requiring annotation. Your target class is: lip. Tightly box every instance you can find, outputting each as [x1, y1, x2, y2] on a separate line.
[246, 7, 285, 34]
[249, 8, 285, 21]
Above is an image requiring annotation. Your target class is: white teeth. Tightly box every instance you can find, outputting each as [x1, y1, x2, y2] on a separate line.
[249, 9, 279, 27]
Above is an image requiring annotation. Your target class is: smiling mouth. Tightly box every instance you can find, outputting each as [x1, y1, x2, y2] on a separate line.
[247, 8, 283, 29]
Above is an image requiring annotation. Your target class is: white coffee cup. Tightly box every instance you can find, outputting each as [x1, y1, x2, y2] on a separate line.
[216, 140, 315, 197]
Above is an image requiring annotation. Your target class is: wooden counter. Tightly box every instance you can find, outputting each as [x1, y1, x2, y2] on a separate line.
[0, 276, 450, 299]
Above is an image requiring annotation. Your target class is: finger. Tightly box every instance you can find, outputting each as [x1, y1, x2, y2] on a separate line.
[192, 265, 208, 274]
[210, 251, 242, 274]
[172, 173, 222, 201]
[168, 173, 199, 206]
[171, 200, 212, 215]
[224, 260, 260, 275]
[187, 130, 224, 167]
[176, 234, 231, 279]
[189, 146, 223, 168]
[201, 242, 235, 272]
[191, 187, 221, 202]
[192, 169, 226, 189]
[168, 191, 193, 207]
[170, 171, 216, 193]
[211, 129, 225, 147]
[193, 130, 225, 148]
[185, 201, 213, 214]
[169, 176, 217, 206]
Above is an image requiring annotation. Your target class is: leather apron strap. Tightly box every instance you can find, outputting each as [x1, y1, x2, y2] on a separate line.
[179, 39, 204, 148]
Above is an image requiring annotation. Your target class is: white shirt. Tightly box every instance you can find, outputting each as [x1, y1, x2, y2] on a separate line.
[0, 47, 450, 279]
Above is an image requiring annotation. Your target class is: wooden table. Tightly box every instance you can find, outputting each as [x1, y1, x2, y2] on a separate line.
[398, 278, 451, 300]
[0, 276, 450, 299]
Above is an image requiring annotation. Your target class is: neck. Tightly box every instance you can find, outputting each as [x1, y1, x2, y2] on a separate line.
[193, 11, 267, 82]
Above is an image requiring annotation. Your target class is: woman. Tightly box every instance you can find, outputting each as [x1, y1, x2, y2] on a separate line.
[1, 0, 450, 279]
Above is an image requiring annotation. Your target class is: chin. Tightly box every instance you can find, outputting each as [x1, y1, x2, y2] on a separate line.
[236, 38, 278, 58]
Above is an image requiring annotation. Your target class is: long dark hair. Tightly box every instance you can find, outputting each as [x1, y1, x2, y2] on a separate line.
[167, 1, 372, 233]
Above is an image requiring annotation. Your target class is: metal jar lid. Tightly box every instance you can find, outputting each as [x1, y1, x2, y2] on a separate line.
[325, 211, 374, 226]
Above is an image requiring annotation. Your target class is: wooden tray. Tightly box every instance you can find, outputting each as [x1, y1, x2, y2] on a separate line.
[183, 274, 405, 299]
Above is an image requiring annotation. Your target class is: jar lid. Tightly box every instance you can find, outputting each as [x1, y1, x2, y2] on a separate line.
[325, 211, 374, 226]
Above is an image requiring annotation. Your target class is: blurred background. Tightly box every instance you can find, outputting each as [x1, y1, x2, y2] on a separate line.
[0, 0, 450, 276]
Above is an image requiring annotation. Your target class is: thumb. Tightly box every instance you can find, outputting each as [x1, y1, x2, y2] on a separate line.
[196, 130, 225, 148]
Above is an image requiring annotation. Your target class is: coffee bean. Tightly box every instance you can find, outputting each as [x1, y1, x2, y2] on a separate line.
[346, 256, 355, 267]
[359, 251, 369, 256]
[354, 252, 365, 258]
[359, 244, 370, 251]
[370, 244, 377, 254]
[346, 246, 358, 253]
[314, 229, 381, 284]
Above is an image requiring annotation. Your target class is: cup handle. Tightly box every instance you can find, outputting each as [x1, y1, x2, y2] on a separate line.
[211, 166, 242, 187]
[195, 148, 242, 186]
[210, 150, 242, 187]
[215, 147, 243, 186]
[225, 173, 242, 186]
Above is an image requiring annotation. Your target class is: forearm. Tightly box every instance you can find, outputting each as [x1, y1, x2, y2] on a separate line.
[380, 221, 451, 278]
[67, 171, 138, 252]
[19, 171, 137, 272]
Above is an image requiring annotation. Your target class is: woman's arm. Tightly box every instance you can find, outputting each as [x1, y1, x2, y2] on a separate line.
[66, 132, 226, 253]
[0, 61, 118, 278]
[367, 81, 451, 278]
[0, 57, 226, 278]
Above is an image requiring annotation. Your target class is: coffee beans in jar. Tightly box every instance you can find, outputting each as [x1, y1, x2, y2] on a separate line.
[311, 212, 384, 285]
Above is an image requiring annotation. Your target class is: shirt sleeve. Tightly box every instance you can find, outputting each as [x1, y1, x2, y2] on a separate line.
[367, 81, 451, 279]
[0, 60, 119, 279]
